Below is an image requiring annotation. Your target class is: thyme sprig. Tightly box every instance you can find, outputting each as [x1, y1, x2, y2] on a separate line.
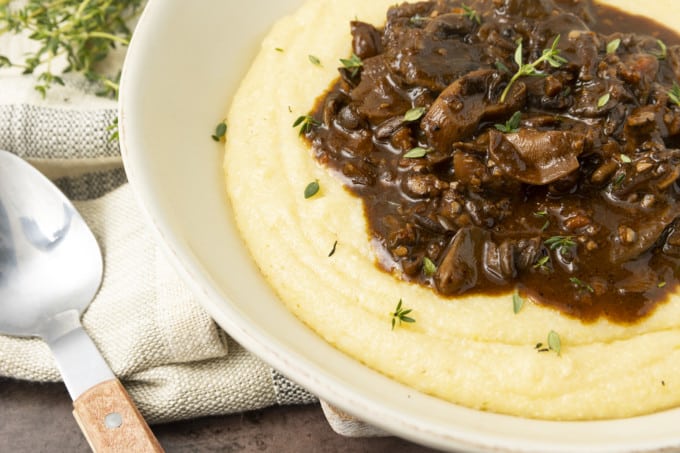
[391, 299, 415, 330]
[500, 35, 567, 103]
[0, 0, 144, 98]
[293, 115, 320, 135]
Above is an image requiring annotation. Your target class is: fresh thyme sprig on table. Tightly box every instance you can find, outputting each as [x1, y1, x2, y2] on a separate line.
[500, 35, 567, 103]
[0, 0, 144, 98]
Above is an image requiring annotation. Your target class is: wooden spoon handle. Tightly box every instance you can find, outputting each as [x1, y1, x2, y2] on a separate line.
[72, 378, 164, 452]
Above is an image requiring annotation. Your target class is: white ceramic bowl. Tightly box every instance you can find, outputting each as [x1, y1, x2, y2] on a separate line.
[119, 1, 680, 451]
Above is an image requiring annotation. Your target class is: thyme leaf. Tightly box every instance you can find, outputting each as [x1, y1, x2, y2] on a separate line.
[606, 38, 621, 55]
[304, 180, 320, 199]
[597, 93, 611, 108]
[403, 146, 430, 158]
[547, 330, 562, 355]
[653, 39, 667, 60]
[668, 82, 680, 107]
[422, 256, 437, 277]
[107, 117, 119, 143]
[533, 210, 550, 231]
[212, 120, 227, 142]
[308, 54, 322, 66]
[533, 255, 550, 270]
[404, 106, 427, 122]
[512, 293, 525, 314]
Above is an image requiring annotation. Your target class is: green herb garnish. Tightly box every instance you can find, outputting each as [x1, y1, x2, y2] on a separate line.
[275, 47, 284, 52]
[211, 120, 227, 142]
[422, 256, 437, 277]
[495, 60, 511, 73]
[653, 39, 667, 60]
[404, 107, 427, 122]
[501, 35, 567, 103]
[391, 299, 415, 330]
[569, 277, 594, 293]
[461, 4, 481, 24]
[533, 210, 550, 231]
[544, 235, 576, 255]
[547, 330, 562, 355]
[0, 0, 144, 98]
[107, 117, 119, 143]
[668, 82, 680, 107]
[403, 147, 430, 158]
[304, 180, 320, 199]
[533, 255, 550, 270]
[292, 115, 320, 135]
[606, 38, 621, 55]
[597, 93, 611, 108]
[339, 53, 363, 77]
[512, 293, 525, 314]
[308, 54, 322, 66]
[494, 111, 522, 133]
[613, 172, 625, 187]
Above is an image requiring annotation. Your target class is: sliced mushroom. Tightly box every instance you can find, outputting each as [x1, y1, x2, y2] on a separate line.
[488, 128, 585, 185]
[421, 69, 526, 152]
[434, 227, 489, 295]
[609, 208, 679, 264]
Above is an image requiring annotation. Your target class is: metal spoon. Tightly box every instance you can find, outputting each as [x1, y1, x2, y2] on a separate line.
[0, 150, 163, 452]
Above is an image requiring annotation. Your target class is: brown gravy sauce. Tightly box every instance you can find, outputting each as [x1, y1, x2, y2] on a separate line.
[306, 0, 680, 323]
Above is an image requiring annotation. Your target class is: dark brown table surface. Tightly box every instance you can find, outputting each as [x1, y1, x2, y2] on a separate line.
[0, 378, 440, 452]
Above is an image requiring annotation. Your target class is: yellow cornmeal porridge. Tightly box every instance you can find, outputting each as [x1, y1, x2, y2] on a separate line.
[224, 0, 680, 420]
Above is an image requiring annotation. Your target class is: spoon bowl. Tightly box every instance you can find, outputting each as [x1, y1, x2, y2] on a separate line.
[0, 151, 101, 340]
[0, 150, 162, 452]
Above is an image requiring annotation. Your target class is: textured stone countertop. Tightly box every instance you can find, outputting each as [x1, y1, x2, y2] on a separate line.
[0, 378, 439, 452]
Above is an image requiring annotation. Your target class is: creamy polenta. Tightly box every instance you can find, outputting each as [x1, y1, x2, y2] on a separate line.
[224, 0, 680, 420]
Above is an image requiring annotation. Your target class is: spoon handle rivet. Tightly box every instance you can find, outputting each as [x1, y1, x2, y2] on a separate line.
[104, 412, 123, 429]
